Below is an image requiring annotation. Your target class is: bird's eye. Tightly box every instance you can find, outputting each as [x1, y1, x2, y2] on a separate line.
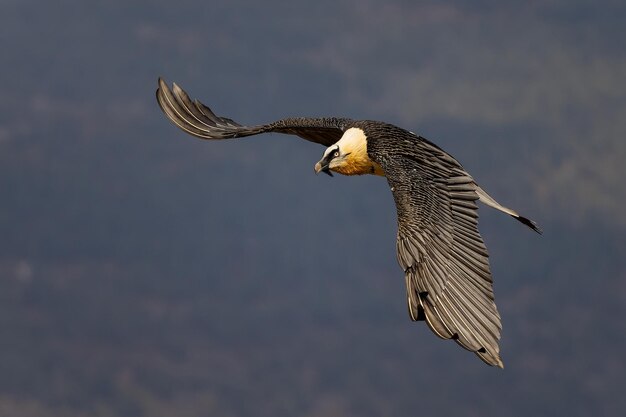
[333, 150, 340, 158]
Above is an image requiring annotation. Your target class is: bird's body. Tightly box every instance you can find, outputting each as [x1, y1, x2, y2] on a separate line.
[156, 78, 540, 368]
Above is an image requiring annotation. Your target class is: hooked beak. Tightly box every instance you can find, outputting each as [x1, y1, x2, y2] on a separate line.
[314, 161, 333, 176]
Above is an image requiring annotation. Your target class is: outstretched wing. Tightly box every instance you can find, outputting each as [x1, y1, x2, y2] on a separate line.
[156, 78, 351, 146]
[375, 135, 503, 367]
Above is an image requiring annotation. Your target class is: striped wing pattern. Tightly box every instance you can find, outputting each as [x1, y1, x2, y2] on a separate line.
[156, 78, 349, 146]
[380, 139, 503, 367]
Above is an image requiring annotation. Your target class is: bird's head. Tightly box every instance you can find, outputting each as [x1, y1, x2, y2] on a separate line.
[314, 127, 384, 177]
[314, 144, 343, 177]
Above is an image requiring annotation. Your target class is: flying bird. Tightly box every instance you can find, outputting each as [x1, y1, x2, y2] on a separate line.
[156, 78, 541, 368]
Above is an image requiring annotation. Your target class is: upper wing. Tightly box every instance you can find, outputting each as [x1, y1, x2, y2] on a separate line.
[156, 78, 351, 147]
[376, 137, 503, 367]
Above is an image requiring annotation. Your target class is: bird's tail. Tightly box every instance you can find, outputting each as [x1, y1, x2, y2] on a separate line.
[475, 186, 542, 234]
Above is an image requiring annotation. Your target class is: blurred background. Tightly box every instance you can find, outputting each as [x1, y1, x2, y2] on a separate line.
[1, 0, 625, 416]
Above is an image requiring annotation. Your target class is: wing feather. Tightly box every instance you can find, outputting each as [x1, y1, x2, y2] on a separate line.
[156, 78, 350, 146]
[374, 134, 504, 367]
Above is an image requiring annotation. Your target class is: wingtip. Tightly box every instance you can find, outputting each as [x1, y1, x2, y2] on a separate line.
[156, 77, 171, 102]
[494, 354, 504, 369]
[172, 82, 183, 96]
[157, 79, 189, 108]
[477, 349, 504, 368]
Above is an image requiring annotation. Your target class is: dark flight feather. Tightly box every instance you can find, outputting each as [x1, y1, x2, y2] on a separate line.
[362, 121, 505, 367]
[156, 78, 349, 146]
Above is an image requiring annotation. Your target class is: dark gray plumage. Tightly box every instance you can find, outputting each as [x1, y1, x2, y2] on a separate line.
[156, 78, 541, 368]
[156, 78, 350, 145]
[363, 121, 505, 366]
